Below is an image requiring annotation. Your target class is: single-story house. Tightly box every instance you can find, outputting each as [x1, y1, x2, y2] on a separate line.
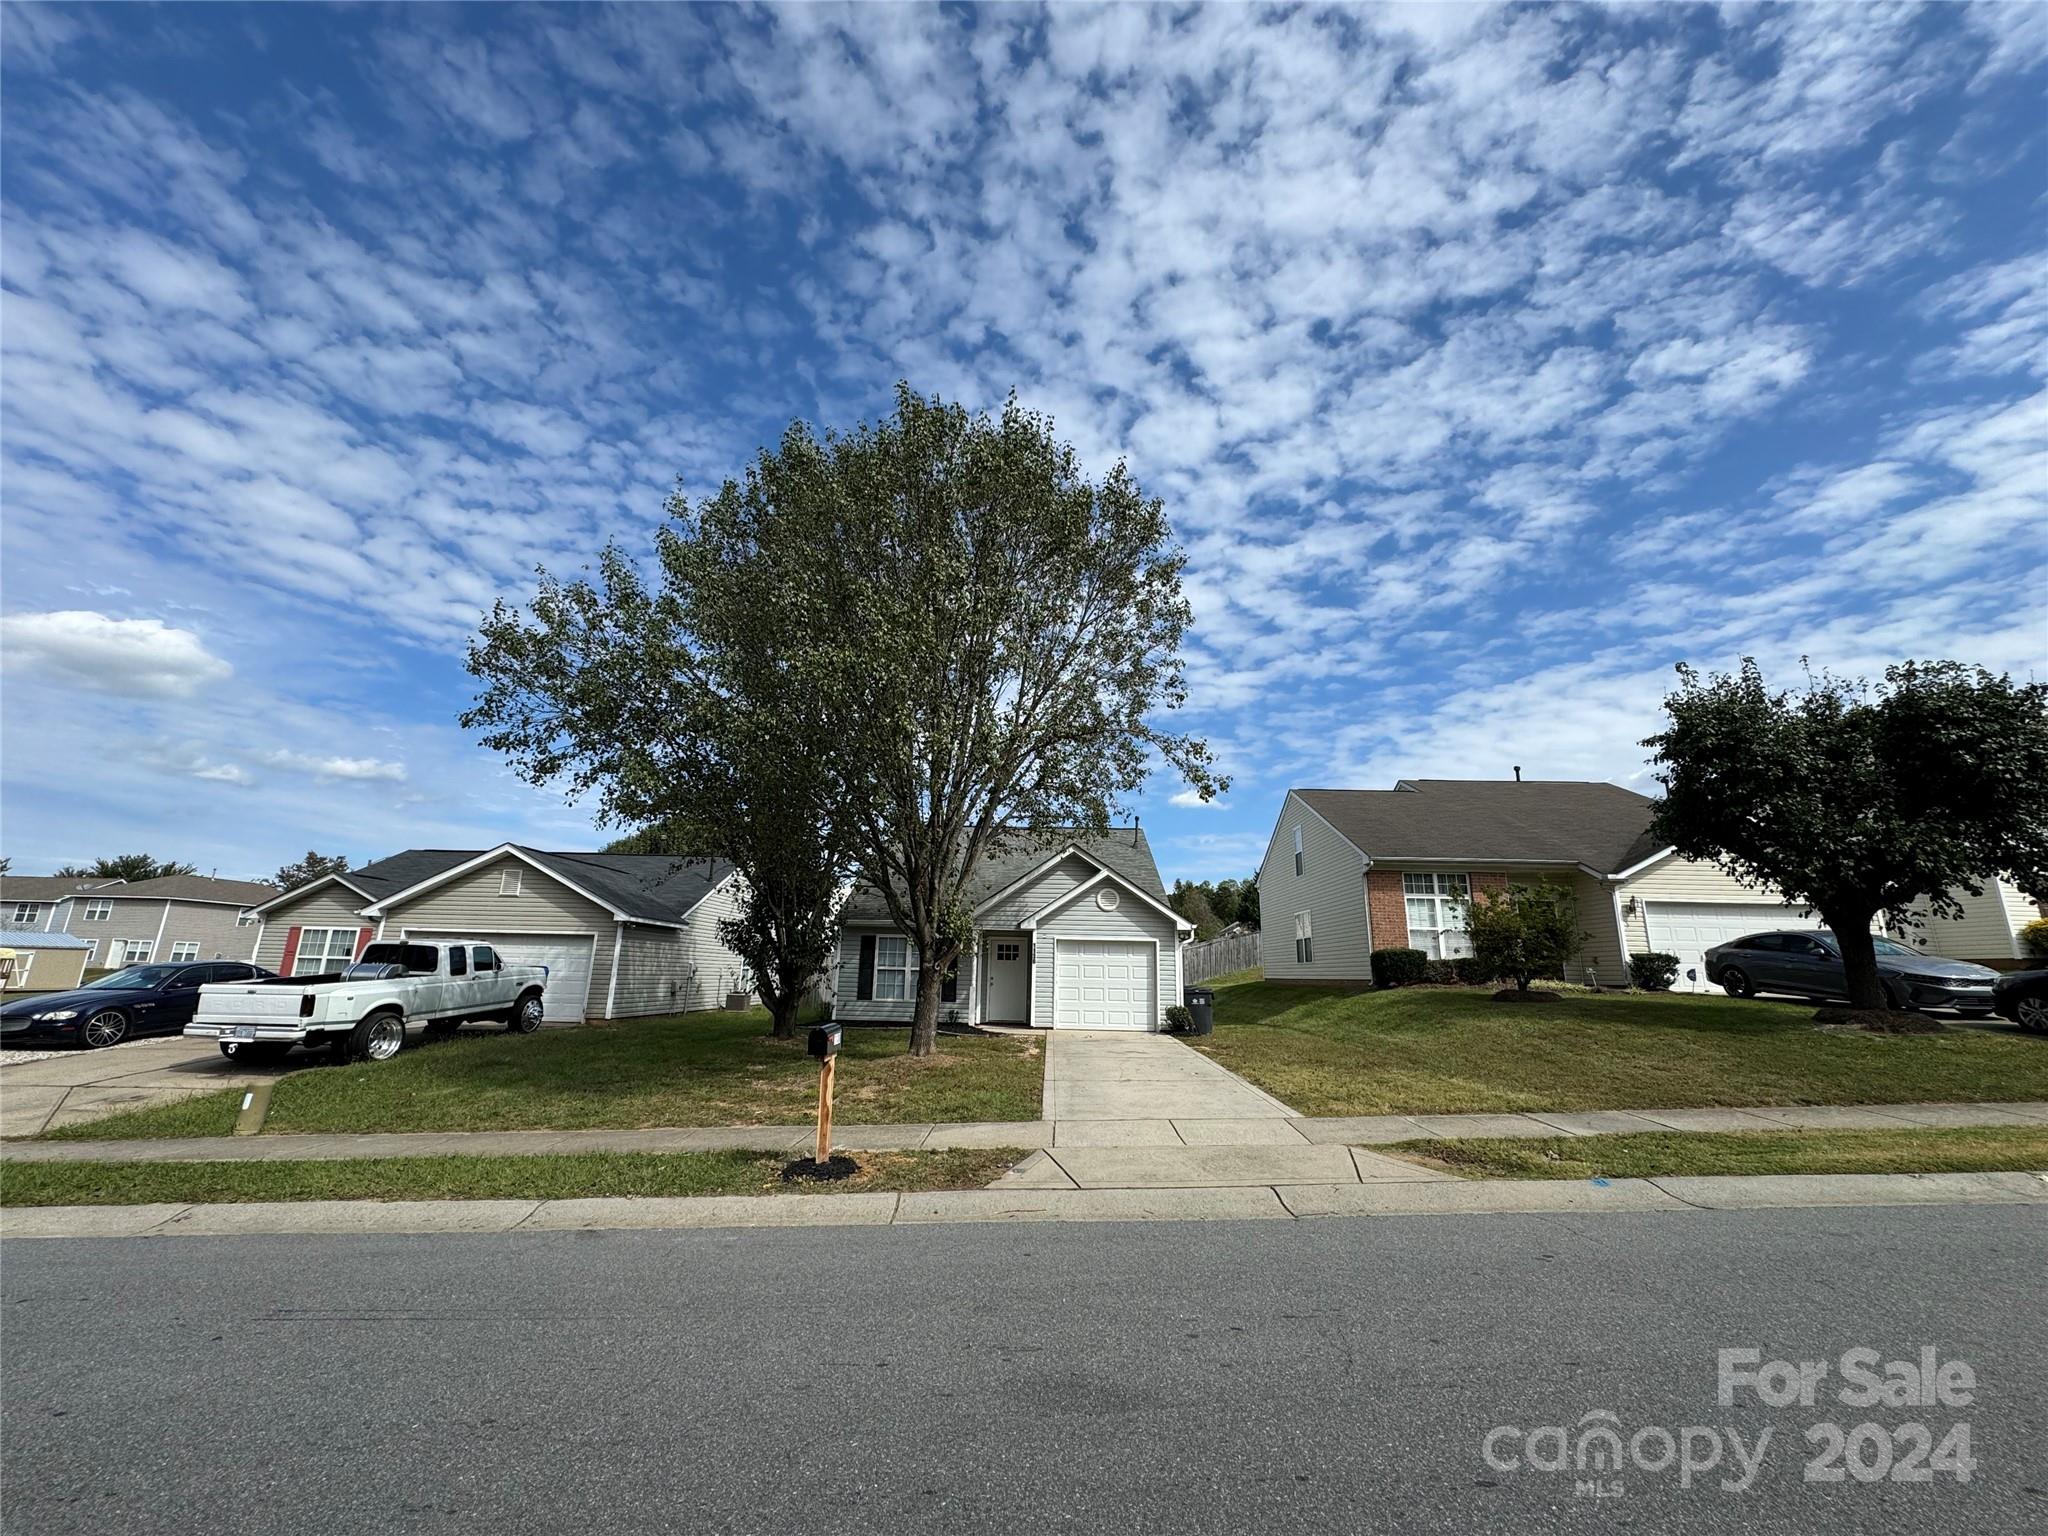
[835, 827, 1194, 1031]
[246, 845, 751, 1022]
[1259, 778, 1850, 992]
[1899, 877, 2045, 968]
[0, 930, 96, 992]
[0, 873, 279, 968]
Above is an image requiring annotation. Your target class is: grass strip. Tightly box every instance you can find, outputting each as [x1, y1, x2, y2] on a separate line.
[1382, 1125, 2048, 1181]
[0, 1147, 1024, 1207]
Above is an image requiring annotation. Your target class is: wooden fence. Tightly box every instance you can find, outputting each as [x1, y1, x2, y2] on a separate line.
[1182, 929, 1260, 984]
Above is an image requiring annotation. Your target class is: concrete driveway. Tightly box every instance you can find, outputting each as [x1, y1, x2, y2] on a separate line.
[0, 1036, 285, 1138]
[1042, 1030, 1298, 1137]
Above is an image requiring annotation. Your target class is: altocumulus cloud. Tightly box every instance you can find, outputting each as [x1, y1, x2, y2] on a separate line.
[0, 611, 232, 698]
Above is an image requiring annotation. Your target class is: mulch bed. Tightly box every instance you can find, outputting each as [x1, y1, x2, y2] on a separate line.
[781, 1154, 861, 1182]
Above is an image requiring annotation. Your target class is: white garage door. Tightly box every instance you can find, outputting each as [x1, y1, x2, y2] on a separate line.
[1054, 939, 1155, 1031]
[407, 931, 596, 1022]
[1643, 903, 1821, 993]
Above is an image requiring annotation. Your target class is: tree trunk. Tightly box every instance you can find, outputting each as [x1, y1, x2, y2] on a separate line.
[1826, 913, 1889, 1010]
[766, 988, 798, 1040]
[909, 957, 946, 1057]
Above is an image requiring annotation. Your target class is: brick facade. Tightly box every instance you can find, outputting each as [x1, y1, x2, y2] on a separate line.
[1366, 870, 1408, 950]
[1469, 871, 1509, 902]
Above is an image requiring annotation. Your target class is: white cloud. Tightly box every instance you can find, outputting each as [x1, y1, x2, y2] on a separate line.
[1169, 789, 1224, 810]
[263, 750, 409, 783]
[0, 611, 231, 697]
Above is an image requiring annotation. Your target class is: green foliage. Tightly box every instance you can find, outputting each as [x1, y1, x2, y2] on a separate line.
[1170, 876, 1256, 936]
[270, 851, 351, 892]
[1163, 1004, 1194, 1033]
[1460, 882, 1586, 992]
[53, 854, 197, 882]
[1235, 877, 1260, 931]
[2020, 916, 2048, 959]
[1645, 657, 2048, 1008]
[1452, 956, 1495, 985]
[1629, 952, 1681, 991]
[1370, 947, 1428, 987]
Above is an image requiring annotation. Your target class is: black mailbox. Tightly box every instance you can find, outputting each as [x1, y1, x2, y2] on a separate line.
[808, 1022, 843, 1060]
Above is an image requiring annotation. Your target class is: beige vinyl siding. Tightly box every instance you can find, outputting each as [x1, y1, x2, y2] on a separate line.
[386, 856, 618, 1018]
[1903, 878, 2034, 962]
[60, 897, 170, 968]
[1617, 857, 1803, 954]
[158, 900, 264, 962]
[1033, 887, 1182, 1028]
[254, 887, 372, 971]
[1570, 870, 1627, 986]
[1258, 792, 1370, 981]
[609, 876, 755, 1017]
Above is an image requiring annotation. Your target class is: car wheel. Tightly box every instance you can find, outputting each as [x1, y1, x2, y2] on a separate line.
[81, 1011, 130, 1049]
[1719, 967, 1754, 999]
[2018, 995, 2048, 1035]
[508, 993, 544, 1034]
[348, 1011, 407, 1063]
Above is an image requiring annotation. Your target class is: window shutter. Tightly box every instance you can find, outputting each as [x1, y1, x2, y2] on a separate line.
[941, 961, 958, 1003]
[857, 935, 875, 1001]
[355, 928, 374, 959]
[279, 926, 302, 974]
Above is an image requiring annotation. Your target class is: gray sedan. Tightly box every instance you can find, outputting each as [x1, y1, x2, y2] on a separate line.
[1704, 930, 2000, 1015]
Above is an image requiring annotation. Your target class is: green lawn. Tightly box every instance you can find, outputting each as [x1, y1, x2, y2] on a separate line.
[44, 1010, 1043, 1140]
[1384, 1125, 2048, 1181]
[1191, 973, 2048, 1115]
[0, 1147, 1023, 1207]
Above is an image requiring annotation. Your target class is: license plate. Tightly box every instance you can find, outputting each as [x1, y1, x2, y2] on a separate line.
[225, 1026, 256, 1041]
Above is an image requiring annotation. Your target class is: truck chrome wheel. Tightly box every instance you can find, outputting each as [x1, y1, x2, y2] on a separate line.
[512, 996, 543, 1033]
[365, 1015, 405, 1060]
[82, 1012, 129, 1048]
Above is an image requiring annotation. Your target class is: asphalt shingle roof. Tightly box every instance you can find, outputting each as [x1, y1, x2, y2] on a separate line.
[1295, 780, 1667, 874]
[0, 873, 276, 906]
[0, 875, 125, 902]
[293, 847, 737, 926]
[841, 826, 1167, 923]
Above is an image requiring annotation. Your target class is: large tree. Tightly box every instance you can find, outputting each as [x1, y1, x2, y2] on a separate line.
[54, 854, 196, 882]
[466, 536, 846, 1041]
[1645, 659, 2048, 1010]
[270, 851, 352, 892]
[684, 386, 1221, 1054]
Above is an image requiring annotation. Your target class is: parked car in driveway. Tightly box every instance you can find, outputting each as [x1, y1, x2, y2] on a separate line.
[1705, 930, 2000, 1014]
[1992, 969, 2048, 1033]
[0, 961, 273, 1048]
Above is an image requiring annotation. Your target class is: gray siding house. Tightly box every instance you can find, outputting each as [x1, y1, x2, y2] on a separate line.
[835, 828, 1194, 1031]
[1258, 779, 1830, 992]
[1, 873, 279, 969]
[247, 845, 752, 1022]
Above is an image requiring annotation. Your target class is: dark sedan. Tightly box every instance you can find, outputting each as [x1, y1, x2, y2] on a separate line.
[1703, 930, 2001, 1014]
[0, 961, 272, 1049]
[1992, 969, 2048, 1034]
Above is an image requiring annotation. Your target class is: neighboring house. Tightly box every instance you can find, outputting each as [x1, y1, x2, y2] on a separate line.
[1258, 779, 1839, 992]
[0, 930, 95, 992]
[245, 845, 751, 1022]
[835, 827, 1194, 1031]
[1899, 877, 2046, 967]
[0, 873, 279, 969]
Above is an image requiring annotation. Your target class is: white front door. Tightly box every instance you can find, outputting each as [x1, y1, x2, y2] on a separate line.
[1054, 939, 1155, 1031]
[1643, 902, 1822, 993]
[983, 936, 1029, 1023]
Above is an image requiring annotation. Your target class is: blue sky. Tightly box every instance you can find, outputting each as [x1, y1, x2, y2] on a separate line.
[2, 3, 2043, 889]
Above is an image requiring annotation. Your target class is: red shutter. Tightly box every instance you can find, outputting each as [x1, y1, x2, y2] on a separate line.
[279, 926, 302, 975]
[355, 927, 374, 958]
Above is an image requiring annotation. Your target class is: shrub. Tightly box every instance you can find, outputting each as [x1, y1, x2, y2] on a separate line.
[1370, 947, 1428, 987]
[1452, 955, 1495, 985]
[1628, 952, 1681, 991]
[1163, 1004, 1194, 1033]
[1421, 958, 1458, 985]
[1458, 882, 1587, 993]
[2021, 916, 2048, 959]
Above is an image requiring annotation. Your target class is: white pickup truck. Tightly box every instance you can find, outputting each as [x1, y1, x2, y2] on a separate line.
[187, 939, 548, 1064]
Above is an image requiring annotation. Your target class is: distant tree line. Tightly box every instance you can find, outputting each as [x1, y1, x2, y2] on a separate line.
[1168, 876, 1259, 939]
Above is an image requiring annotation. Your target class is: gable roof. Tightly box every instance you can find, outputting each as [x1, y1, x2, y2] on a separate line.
[0, 928, 95, 949]
[1293, 780, 1667, 875]
[841, 826, 1169, 924]
[100, 874, 279, 906]
[0, 875, 126, 902]
[323, 846, 736, 927]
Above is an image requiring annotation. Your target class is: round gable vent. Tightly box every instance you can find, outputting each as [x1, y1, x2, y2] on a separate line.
[1096, 887, 1120, 911]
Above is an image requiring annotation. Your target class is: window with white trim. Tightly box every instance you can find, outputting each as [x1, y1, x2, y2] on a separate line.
[236, 908, 257, 927]
[169, 942, 200, 962]
[81, 939, 98, 965]
[293, 928, 360, 976]
[82, 899, 113, 921]
[8, 953, 30, 985]
[1403, 872, 1471, 958]
[1294, 911, 1313, 965]
[994, 941, 1021, 962]
[117, 939, 153, 965]
[1293, 826, 1304, 877]
[874, 935, 909, 1001]
[12, 903, 42, 925]
[499, 868, 522, 897]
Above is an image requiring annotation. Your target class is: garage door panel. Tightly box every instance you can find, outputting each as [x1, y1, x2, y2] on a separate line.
[1053, 939, 1155, 1030]
[1644, 903, 1819, 993]
[408, 931, 595, 1021]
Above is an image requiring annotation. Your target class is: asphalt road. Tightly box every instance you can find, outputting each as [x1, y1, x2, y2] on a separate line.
[4, 1205, 2044, 1534]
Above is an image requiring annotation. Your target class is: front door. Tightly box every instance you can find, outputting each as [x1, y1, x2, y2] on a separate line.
[983, 937, 1029, 1024]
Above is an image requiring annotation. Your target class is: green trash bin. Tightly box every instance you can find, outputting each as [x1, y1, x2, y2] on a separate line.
[1183, 986, 1215, 1036]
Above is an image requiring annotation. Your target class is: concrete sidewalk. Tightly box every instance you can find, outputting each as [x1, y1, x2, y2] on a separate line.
[6, 1169, 2045, 1240]
[5, 1099, 2044, 1165]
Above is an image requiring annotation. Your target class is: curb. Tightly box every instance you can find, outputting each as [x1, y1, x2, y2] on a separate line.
[4, 1170, 2044, 1240]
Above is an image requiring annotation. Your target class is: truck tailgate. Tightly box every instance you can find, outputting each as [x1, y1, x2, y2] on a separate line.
[195, 986, 308, 1022]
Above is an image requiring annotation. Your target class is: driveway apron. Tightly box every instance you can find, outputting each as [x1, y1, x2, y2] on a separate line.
[1042, 1030, 1298, 1128]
